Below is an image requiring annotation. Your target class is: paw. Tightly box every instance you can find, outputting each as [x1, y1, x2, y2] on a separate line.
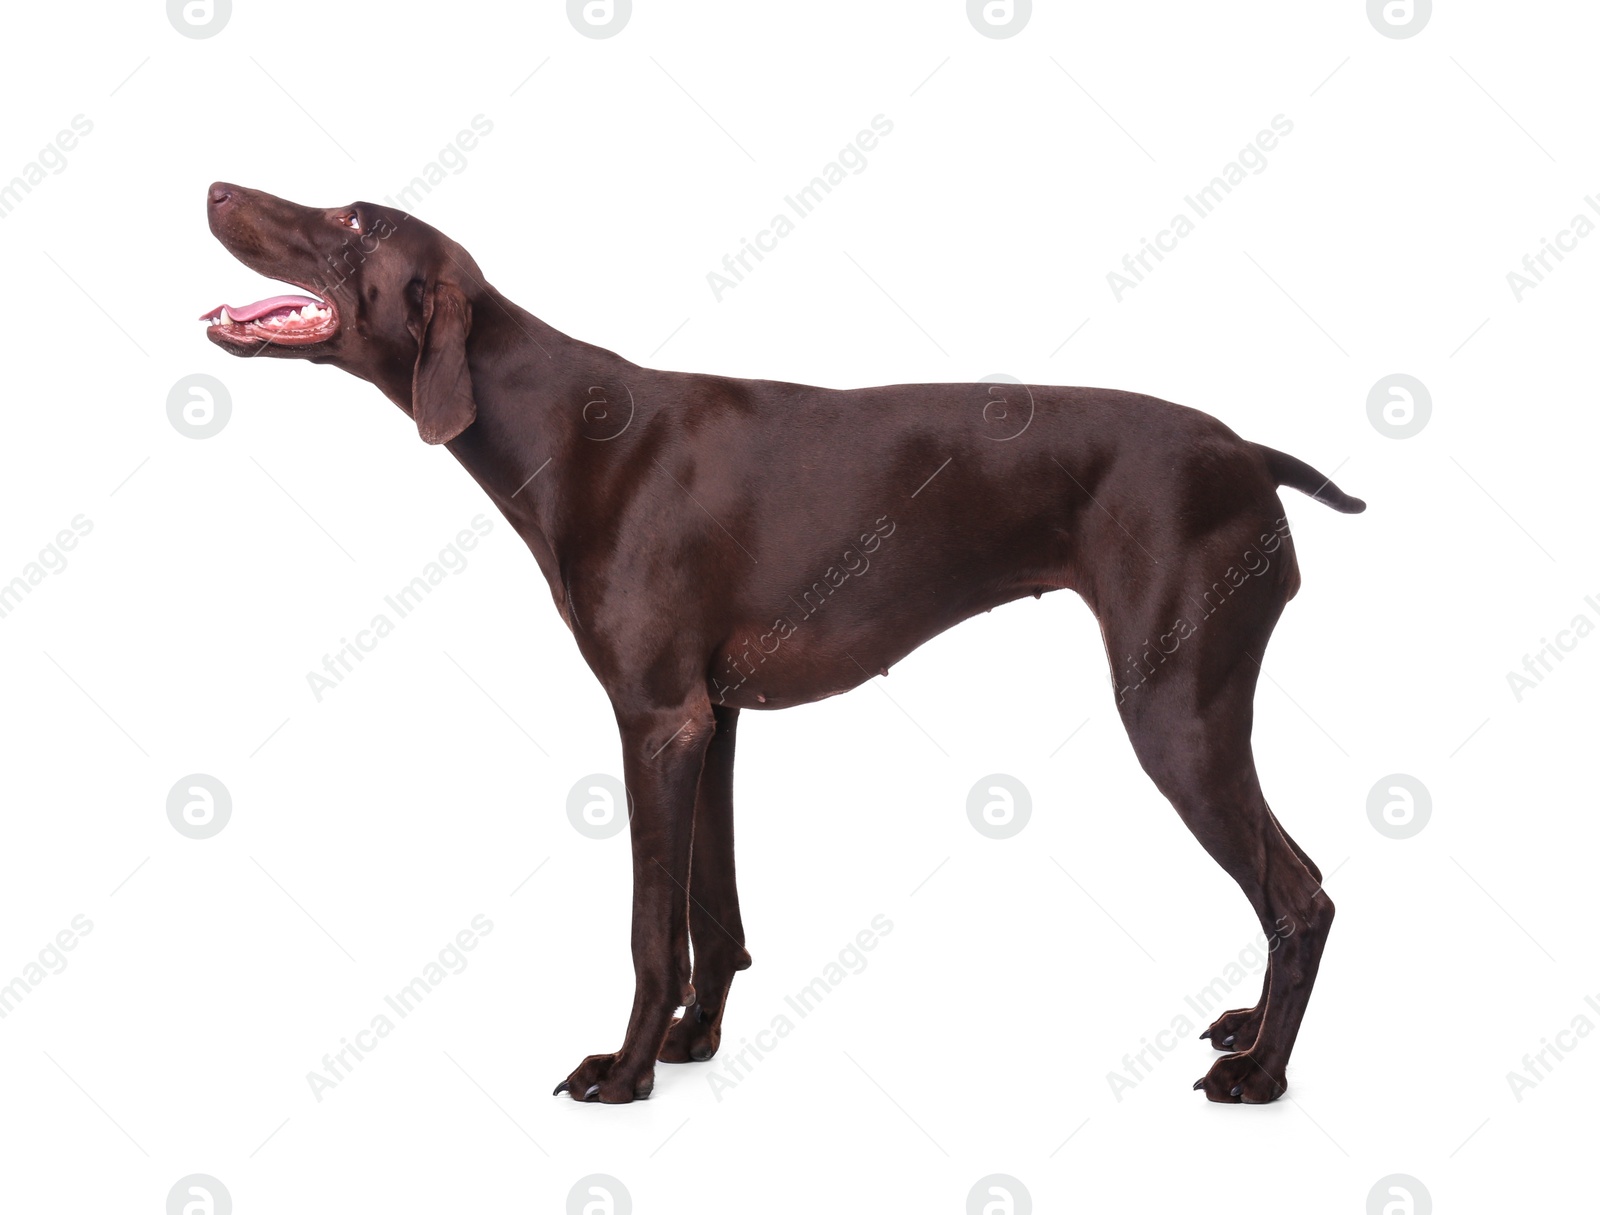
[552, 1053, 655, 1104]
[1198, 1004, 1263, 1053]
[658, 1004, 720, 1063]
[1192, 1051, 1285, 1104]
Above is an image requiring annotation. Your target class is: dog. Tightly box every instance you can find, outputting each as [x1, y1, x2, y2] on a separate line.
[202, 182, 1363, 1104]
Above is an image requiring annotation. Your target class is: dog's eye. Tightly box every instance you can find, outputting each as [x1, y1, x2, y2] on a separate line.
[336, 210, 361, 232]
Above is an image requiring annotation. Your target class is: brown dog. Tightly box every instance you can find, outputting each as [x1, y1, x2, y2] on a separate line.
[203, 183, 1363, 1104]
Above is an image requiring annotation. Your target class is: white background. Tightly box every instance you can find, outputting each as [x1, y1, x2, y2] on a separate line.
[1, 1, 1595, 1211]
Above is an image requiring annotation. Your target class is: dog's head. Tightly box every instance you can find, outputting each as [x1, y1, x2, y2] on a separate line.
[203, 182, 480, 444]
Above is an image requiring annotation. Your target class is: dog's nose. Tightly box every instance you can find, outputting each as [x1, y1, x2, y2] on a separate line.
[208, 182, 235, 207]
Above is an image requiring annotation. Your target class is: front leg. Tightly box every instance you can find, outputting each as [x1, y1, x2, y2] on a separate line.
[555, 692, 713, 1103]
[660, 704, 752, 1064]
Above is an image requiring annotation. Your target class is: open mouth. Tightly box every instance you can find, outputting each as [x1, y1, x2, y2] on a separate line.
[200, 290, 338, 347]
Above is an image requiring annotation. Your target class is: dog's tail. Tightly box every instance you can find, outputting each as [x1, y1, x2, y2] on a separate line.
[1254, 444, 1366, 514]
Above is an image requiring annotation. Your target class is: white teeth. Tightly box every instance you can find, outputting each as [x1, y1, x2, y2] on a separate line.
[204, 302, 330, 329]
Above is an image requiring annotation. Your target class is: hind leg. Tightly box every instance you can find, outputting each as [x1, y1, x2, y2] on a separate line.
[1105, 549, 1332, 1102]
[659, 705, 752, 1063]
[1200, 812, 1322, 1052]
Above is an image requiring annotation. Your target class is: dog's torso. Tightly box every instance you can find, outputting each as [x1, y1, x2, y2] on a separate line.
[441, 303, 1284, 712]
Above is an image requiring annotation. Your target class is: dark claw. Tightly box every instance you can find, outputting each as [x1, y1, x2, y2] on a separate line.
[583, 1084, 601, 1101]
[1193, 1078, 1205, 1090]
[553, 1081, 571, 1096]
[1221, 1035, 1235, 1048]
[1198, 1028, 1212, 1040]
[690, 1044, 714, 1062]
[1230, 1084, 1242, 1097]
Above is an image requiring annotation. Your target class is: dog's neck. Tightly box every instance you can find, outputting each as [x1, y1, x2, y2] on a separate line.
[419, 289, 640, 622]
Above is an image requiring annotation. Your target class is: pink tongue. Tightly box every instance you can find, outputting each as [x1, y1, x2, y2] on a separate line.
[199, 294, 321, 322]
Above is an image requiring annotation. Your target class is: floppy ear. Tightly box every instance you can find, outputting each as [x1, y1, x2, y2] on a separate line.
[411, 281, 476, 445]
